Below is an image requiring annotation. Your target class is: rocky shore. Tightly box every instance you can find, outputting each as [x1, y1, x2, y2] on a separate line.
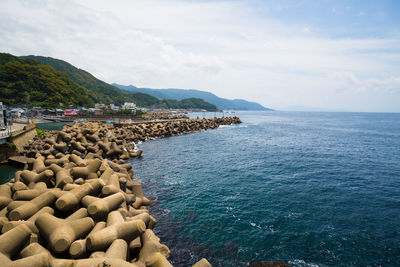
[0, 117, 241, 266]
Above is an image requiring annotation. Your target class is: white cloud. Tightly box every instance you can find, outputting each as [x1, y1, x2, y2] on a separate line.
[0, 0, 399, 111]
[357, 11, 366, 17]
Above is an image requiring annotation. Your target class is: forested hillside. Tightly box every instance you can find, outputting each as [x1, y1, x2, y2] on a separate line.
[0, 53, 218, 110]
[0, 53, 94, 108]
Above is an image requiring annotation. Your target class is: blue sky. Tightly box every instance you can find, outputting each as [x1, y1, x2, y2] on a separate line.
[250, 0, 400, 38]
[0, 0, 399, 111]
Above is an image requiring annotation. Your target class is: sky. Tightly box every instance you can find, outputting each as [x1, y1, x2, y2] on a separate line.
[0, 0, 399, 112]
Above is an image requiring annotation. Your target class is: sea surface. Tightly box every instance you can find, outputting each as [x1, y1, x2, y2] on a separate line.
[129, 111, 400, 267]
[0, 164, 20, 184]
[36, 121, 71, 131]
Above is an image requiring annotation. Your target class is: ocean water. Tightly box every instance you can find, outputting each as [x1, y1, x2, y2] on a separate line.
[36, 122, 71, 131]
[0, 164, 20, 184]
[129, 111, 400, 267]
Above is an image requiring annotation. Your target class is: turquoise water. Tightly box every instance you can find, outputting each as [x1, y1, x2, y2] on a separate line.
[129, 111, 400, 266]
[36, 122, 71, 131]
[0, 164, 20, 184]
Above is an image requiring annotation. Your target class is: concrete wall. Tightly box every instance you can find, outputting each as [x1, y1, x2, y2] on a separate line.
[0, 143, 17, 162]
[9, 124, 37, 153]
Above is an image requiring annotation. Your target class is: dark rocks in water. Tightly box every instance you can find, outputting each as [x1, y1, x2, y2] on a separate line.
[248, 261, 290, 267]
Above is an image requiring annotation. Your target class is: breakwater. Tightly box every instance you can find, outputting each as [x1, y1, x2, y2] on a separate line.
[0, 117, 241, 266]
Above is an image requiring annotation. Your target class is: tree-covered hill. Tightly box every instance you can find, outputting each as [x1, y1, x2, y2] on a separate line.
[0, 53, 218, 111]
[0, 53, 94, 108]
[21, 55, 133, 105]
[156, 98, 217, 111]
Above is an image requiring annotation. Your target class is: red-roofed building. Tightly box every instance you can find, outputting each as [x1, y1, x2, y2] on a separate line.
[64, 110, 78, 116]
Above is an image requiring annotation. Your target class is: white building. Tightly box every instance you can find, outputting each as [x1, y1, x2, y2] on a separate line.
[109, 104, 120, 111]
[0, 102, 9, 143]
[95, 103, 106, 109]
[10, 108, 24, 117]
[122, 102, 136, 113]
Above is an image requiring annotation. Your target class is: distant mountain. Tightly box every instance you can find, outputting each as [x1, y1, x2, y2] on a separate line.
[113, 84, 273, 111]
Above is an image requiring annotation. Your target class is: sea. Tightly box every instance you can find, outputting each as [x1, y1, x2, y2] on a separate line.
[0, 111, 398, 266]
[128, 111, 400, 267]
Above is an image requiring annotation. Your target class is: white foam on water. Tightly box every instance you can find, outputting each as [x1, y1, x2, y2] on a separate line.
[161, 209, 171, 215]
[288, 259, 320, 267]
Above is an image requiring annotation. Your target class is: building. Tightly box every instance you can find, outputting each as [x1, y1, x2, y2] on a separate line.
[89, 108, 104, 116]
[0, 102, 9, 144]
[64, 110, 78, 116]
[137, 107, 148, 112]
[10, 108, 24, 118]
[0, 102, 4, 127]
[109, 104, 120, 111]
[95, 103, 106, 109]
[122, 102, 136, 113]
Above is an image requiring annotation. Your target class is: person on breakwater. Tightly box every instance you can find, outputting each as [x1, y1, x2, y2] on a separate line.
[0, 117, 240, 266]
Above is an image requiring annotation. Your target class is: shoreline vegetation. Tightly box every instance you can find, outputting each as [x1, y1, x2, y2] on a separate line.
[0, 116, 241, 266]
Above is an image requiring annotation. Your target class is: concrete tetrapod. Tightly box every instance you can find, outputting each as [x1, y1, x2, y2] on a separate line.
[102, 173, 121, 196]
[7, 200, 28, 212]
[86, 219, 146, 251]
[106, 210, 125, 226]
[0, 184, 12, 209]
[65, 207, 89, 221]
[52, 257, 143, 267]
[87, 192, 125, 219]
[11, 181, 29, 192]
[32, 156, 47, 173]
[127, 212, 157, 230]
[105, 238, 128, 260]
[2, 206, 54, 234]
[35, 213, 94, 253]
[69, 221, 106, 258]
[130, 181, 153, 209]
[137, 229, 170, 267]
[19, 242, 52, 259]
[145, 252, 173, 267]
[9, 191, 57, 221]
[70, 159, 102, 179]
[44, 156, 69, 167]
[69, 153, 87, 167]
[20, 170, 54, 186]
[55, 179, 103, 211]
[0, 252, 51, 267]
[4, 120, 237, 265]
[129, 236, 141, 260]
[49, 164, 73, 188]
[12, 182, 48, 200]
[192, 258, 212, 267]
[0, 224, 32, 258]
[99, 167, 114, 184]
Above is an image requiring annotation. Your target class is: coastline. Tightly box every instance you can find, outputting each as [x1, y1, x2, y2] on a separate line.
[0, 117, 241, 266]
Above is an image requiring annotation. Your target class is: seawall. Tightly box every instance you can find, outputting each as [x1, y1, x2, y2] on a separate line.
[0, 117, 241, 266]
[0, 124, 36, 162]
